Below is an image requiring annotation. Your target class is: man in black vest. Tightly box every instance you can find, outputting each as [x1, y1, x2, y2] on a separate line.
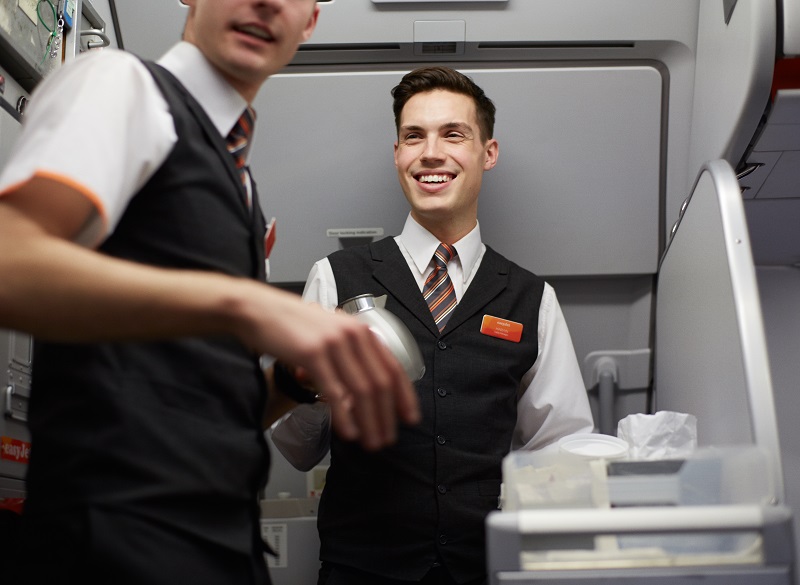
[0, 1, 419, 583]
[272, 67, 594, 585]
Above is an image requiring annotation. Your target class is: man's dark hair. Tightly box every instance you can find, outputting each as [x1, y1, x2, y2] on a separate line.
[391, 66, 496, 142]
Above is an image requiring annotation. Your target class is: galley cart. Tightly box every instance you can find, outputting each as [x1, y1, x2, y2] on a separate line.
[488, 446, 796, 584]
[488, 504, 795, 584]
[486, 160, 797, 584]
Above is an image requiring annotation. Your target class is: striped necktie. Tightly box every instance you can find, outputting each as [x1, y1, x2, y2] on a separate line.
[423, 243, 458, 332]
[226, 107, 256, 189]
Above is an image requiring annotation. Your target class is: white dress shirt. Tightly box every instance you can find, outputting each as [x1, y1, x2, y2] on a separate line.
[0, 42, 252, 245]
[271, 214, 594, 471]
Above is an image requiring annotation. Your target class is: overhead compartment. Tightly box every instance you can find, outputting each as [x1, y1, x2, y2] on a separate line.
[254, 63, 663, 283]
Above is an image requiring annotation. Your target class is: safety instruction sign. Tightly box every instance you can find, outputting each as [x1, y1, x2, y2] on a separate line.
[261, 523, 288, 568]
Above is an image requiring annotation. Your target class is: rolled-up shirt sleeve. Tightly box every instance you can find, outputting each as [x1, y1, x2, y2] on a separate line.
[270, 400, 332, 472]
[0, 50, 175, 246]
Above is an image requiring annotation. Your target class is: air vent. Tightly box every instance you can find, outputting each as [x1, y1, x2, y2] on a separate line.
[297, 43, 402, 53]
[477, 41, 635, 50]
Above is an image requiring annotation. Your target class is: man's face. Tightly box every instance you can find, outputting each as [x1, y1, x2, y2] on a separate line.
[394, 90, 498, 235]
[183, 0, 319, 101]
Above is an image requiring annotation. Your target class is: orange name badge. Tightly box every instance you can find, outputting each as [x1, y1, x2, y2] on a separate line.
[480, 315, 523, 343]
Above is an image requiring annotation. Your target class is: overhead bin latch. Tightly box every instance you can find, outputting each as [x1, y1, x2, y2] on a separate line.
[4, 384, 29, 424]
[413, 21, 465, 56]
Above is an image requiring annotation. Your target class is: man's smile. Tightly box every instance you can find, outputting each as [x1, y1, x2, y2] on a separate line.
[415, 172, 455, 184]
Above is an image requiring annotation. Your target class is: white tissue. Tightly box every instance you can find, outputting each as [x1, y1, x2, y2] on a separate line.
[617, 411, 697, 460]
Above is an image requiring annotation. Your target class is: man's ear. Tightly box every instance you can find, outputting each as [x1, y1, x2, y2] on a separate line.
[301, 5, 321, 42]
[484, 139, 499, 171]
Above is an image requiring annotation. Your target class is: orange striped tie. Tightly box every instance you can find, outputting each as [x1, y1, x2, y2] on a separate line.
[423, 243, 458, 332]
[226, 107, 256, 188]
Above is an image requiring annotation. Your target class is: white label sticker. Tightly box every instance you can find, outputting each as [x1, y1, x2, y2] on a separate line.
[261, 523, 288, 569]
[326, 227, 384, 239]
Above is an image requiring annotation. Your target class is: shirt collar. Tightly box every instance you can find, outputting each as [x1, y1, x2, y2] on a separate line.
[157, 41, 250, 139]
[398, 214, 483, 284]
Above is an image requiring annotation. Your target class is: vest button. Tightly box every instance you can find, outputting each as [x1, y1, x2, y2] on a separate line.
[437, 387, 447, 397]
[437, 341, 447, 350]
[439, 534, 448, 545]
[437, 484, 447, 494]
[436, 435, 446, 445]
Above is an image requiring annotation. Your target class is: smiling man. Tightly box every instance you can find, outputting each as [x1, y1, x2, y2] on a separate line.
[394, 86, 497, 245]
[0, 1, 421, 584]
[272, 66, 595, 585]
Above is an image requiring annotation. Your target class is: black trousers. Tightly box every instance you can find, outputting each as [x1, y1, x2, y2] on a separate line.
[318, 561, 487, 585]
[15, 506, 269, 585]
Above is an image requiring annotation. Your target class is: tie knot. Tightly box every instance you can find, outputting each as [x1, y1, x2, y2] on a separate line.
[433, 243, 457, 269]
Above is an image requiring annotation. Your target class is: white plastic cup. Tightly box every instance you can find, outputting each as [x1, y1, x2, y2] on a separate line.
[557, 433, 629, 459]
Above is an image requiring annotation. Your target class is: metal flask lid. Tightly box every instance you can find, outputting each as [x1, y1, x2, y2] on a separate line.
[338, 294, 426, 382]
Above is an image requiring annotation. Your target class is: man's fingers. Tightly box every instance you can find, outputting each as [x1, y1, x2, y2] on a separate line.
[349, 329, 413, 444]
[329, 331, 393, 450]
[308, 357, 360, 441]
[286, 310, 420, 451]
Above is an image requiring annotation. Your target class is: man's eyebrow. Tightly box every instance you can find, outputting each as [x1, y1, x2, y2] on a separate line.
[399, 124, 425, 134]
[399, 122, 474, 134]
[441, 121, 472, 133]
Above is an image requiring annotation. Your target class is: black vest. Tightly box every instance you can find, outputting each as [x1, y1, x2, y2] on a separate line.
[26, 63, 270, 556]
[320, 237, 544, 583]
